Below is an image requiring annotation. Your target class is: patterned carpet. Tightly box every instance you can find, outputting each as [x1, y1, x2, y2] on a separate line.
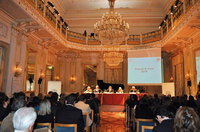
[97, 112, 128, 132]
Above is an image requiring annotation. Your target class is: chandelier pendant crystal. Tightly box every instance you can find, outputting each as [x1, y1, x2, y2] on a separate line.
[94, 0, 129, 45]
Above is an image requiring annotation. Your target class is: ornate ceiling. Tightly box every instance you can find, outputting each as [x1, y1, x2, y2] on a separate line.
[1, 0, 200, 56]
[50, 0, 174, 34]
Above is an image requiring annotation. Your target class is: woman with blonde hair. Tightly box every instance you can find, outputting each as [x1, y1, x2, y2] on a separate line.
[35, 99, 54, 128]
[174, 107, 200, 132]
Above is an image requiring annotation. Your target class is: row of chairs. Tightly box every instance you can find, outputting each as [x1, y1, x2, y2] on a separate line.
[125, 105, 155, 132]
[0, 111, 94, 132]
[36, 123, 77, 132]
[36, 110, 94, 132]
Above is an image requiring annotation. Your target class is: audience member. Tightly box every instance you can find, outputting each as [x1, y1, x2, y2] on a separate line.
[187, 95, 197, 108]
[75, 94, 92, 127]
[59, 93, 66, 106]
[0, 92, 9, 121]
[13, 107, 37, 132]
[153, 106, 174, 132]
[55, 93, 84, 132]
[1, 98, 26, 132]
[135, 98, 153, 119]
[174, 107, 200, 132]
[50, 92, 60, 116]
[36, 99, 54, 128]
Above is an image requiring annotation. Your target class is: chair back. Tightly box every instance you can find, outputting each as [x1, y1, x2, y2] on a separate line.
[89, 110, 94, 123]
[142, 126, 154, 132]
[136, 119, 155, 132]
[54, 123, 77, 132]
[36, 123, 51, 130]
[83, 113, 89, 131]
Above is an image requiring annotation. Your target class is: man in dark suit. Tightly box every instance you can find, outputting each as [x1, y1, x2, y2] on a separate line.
[55, 93, 85, 132]
[153, 106, 174, 132]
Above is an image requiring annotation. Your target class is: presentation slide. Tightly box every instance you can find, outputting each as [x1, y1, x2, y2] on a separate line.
[47, 81, 61, 95]
[128, 48, 162, 85]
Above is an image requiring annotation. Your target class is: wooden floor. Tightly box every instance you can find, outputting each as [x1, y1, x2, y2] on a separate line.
[97, 112, 128, 132]
[96, 105, 130, 132]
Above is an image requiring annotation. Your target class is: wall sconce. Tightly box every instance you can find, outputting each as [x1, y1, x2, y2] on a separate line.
[39, 72, 45, 79]
[185, 73, 191, 80]
[70, 75, 76, 83]
[14, 64, 22, 77]
[54, 76, 60, 81]
[170, 76, 173, 82]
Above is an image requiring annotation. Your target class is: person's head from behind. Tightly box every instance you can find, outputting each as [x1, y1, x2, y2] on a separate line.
[0, 92, 9, 108]
[11, 98, 26, 112]
[14, 92, 26, 100]
[78, 94, 86, 102]
[65, 93, 77, 105]
[13, 107, 36, 132]
[155, 106, 174, 124]
[189, 95, 194, 101]
[38, 99, 51, 116]
[174, 107, 200, 132]
[51, 92, 58, 102]
[130, 94, 138, 101]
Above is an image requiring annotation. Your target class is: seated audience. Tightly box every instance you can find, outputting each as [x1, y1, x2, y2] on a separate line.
[187, 95, 197, 108]
[107, 86, 114, 93]
[125, 94, 138, 108]
[59, 93, 67, 106]
[75, 94, 92, 127]
[93, 85, 102, 93]
[117, 87, 124, 93]
[1, 98, 26, 132]
[35, 99, 54, 128]
[85, 94, 100, 123]
[50, 92, 60, 116]
[55, 93, 84, 132]
[29, 96, 40, 111]
[135, 97, 153, 119]
[0, 92, 9, 121]
[84, 86, 93, 94]
[153, 106, 174, 132]
[174, 107, 200, 132]
[13, 107, 37, 132]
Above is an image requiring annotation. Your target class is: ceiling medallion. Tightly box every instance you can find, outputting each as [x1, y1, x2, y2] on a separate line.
[94, 0, 129, 45]
[104, 51, 123, 66]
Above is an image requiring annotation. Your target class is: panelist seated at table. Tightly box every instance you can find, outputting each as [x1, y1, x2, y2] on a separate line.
[84, 86, 93, 93]
[116, 87, 124, 94]
[93, 85, 102, 93]
[105, 86, 114, 93]
[129, 86, 136, 94]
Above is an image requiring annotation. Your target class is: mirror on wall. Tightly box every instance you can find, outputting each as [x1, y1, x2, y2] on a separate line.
[82, 64, 98, 90]
[195, 48, 200, 84]
[45, 65, 54, 93]
[25, 53, 37, 92]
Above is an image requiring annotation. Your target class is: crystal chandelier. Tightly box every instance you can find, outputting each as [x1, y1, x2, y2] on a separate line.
[94, 0, 129, 45]
[104, 52, 123, 66]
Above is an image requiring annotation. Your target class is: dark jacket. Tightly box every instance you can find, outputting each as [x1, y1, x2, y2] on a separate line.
[55, 105, 85, 132]
[153, 119, 174, 132]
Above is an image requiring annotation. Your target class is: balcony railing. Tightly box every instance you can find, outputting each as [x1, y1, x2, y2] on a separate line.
[25, 0, 199, 46]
